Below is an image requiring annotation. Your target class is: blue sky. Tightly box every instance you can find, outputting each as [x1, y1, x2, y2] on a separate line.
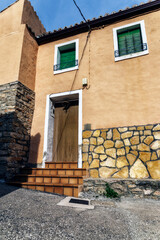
[0, 0, 148, 32]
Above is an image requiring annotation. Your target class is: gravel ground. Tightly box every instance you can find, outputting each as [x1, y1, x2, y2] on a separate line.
[0, 183, 160, 240]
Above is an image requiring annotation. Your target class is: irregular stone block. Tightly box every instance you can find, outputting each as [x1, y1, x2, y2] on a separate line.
[137, 126, 144, 130]
[130, 150, 138, 156]
[90, 138, 96, 145]
[83, 144, 89, 153]
[83, 162, 89, 169]
[134, 131, 139, 136]
[145, 125, 153, 130]
[106, 148, 116, 159]
[157, 150, 160, 158]
[100, 155, 107, 161]
[130, 136, 139, 145]
[123, 139, 131, 146]
[115, 140, 124, 148]
[153, 190, 160, 196]
[92, 153, 98, 159]
[83, 131, 93, 138]
[150, 140, 160, 150]
[117, 148, 125, 156]
[144, 136, 154, 145]
[130, 159, 149, 178]
[112, 167, 129, 178]
[82, 153, 88, 162]
[125, 146, 130, 154]
[93, 130, 100, 137]
[131, 145, 137, 150]
[144, 130, 151, 135]
[90, 159, 99, 168]
[104, 140, 114, 149]
[83, 139, 89, 145]
[127, 154, 137, 165]
[106, 129, 112, 139]
[139, 152, 151, 162]
[90, 169, 99, 178]
[128, 127, 137, 131]
[100, 157, 116, 167]
[94, 146, 105, 154]
[121, 131, 133, 139]
[138, 143, 150, 152]
[113, 129, 120, 140]
[144, 189, 153, 195]
[99, 167, 117, 178]
[151, 152, 157, 161]
[118, 127, 128, 132]
[101, 131, 106, 139]
[153, 124, 160, 131]
[153, 131, 160, 140]
[97, 137, 104, 145]
[89, 145, 95, 152]
[117, 156, 129, 168]
[147, 161, 160, 179]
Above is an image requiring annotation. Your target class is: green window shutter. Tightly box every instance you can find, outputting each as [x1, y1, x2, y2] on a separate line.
[118, 28, 142, 56]
[60, 49, 75, 70]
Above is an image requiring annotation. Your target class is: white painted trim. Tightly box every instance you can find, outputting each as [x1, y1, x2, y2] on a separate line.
[42, 95, 50, 168]
[113, 20, 149, 62]
[54, 66, 79, 75]
[43, 89, 83, 168]
[54, 39, 79, 75]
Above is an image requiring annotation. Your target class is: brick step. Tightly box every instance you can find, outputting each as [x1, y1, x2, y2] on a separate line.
[8, 182, 81, 197]
[20, 168, 87, 177]
[45, 162, 78, 169]
[14, 174, 83, 185]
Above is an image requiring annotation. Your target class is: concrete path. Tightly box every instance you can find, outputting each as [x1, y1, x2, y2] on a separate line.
[0, 183, 160, 240]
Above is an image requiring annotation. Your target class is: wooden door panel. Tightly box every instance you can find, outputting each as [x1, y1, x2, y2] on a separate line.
[53, 105, 78, 162]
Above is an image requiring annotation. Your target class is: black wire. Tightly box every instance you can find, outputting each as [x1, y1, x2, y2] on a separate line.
[72, 0, 90, 30]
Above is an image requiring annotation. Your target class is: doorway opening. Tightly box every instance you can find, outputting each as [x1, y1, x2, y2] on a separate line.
[43, 90, 82, 168]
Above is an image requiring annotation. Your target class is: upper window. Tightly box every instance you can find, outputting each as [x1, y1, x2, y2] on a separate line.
[113, 20, 149, 61]
[54, 39, 79, 74]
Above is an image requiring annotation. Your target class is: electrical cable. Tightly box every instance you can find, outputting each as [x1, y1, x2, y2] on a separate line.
[72, 0, 90, 30]
[52, 1, 91, 161]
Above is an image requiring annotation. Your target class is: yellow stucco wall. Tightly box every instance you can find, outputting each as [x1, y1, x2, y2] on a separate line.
[30, 10, 160, 164]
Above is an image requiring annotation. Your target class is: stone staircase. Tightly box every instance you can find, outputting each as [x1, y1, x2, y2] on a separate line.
[7, 162, 88, 197]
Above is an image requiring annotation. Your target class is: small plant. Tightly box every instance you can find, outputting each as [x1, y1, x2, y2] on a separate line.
[104, 183, 119, 198]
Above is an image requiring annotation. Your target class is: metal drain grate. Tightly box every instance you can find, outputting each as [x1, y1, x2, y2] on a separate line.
[69, 198, 89, 205]
[57, 197, 94, 209]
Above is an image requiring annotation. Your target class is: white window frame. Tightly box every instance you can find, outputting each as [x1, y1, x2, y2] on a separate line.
[113, 20, 149, 62]
[54, 39, 79, 74]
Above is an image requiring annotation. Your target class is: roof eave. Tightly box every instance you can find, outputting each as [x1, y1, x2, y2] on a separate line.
[36, 0, 160, 45]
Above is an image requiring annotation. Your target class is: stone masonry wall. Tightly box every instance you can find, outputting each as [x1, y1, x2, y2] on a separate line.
[82, 178, 160, 200]
[0, 81, 35, 179]
[82, 124, 160, 180]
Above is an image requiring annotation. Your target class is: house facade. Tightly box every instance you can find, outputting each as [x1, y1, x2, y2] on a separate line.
[0, 0, 160, 196]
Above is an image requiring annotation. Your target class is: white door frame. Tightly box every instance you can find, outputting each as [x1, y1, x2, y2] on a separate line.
[42, 89, 82, 168]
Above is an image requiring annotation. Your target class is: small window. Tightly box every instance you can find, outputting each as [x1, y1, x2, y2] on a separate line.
[113, 20, 149, 61]
[54, 39, 79, 74]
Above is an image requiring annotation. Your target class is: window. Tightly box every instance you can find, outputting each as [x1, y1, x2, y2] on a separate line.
[113, 20, 149, 61]
[54, 39, 79, 74]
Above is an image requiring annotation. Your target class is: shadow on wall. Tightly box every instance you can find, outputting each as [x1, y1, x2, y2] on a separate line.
[0, 112, 30, 180]
[28, 133, 41, 166]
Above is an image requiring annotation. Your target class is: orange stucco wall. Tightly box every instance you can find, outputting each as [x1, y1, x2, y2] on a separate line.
[0, 0, 45, 90]
[29, 9, 160, 164]
[18, 26, 38, 91]
[0, 0, 25, 85]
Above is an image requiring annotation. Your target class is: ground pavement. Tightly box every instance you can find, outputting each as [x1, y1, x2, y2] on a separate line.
[0, 182, 160, 240]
